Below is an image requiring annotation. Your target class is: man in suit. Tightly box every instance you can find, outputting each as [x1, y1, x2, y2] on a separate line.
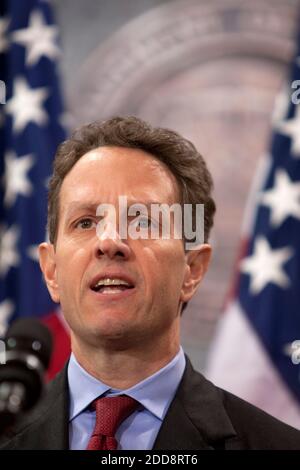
[1, 116, 300, 450]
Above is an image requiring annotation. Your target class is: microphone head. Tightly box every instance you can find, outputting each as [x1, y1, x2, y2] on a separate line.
[0, 318, 53, 422]
[5, 317, 53, 370]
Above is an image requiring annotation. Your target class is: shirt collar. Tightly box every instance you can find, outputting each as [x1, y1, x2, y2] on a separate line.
[68, 347, 186, 421]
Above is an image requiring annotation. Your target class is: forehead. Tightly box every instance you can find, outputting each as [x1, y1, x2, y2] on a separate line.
[59, 146, 180, 209]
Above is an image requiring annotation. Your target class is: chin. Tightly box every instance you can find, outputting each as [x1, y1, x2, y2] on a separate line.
[89, 316, 132, 338]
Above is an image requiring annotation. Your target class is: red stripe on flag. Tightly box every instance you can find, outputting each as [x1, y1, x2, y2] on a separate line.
[42, 312, 71, 381]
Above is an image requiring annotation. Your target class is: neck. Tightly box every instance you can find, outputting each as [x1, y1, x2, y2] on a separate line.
[71, 333, 180, 389]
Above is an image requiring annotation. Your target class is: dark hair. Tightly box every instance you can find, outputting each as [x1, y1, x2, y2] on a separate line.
[48, 116, 216, 248]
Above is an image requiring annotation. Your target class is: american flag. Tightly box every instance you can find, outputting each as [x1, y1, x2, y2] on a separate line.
[0, 0, 70, 378]
[207, 31, 300, 429]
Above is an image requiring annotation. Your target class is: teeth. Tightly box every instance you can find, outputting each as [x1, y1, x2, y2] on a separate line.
[94, 278, 130, 288]
[101, 287, 127, 295]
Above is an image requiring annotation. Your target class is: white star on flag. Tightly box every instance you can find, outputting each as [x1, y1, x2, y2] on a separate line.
[12, 9, 60, 66]
[240, 237, 293, 294]
[27, 228, 49, 264]
[0, 224, 20, 278]
[0, 17, 9, 54]
[259, 169, 300, 227]
[27, 244, 40, 263]
[6, 76, 48, 133]
[3, 151, 35, 208]
[0, 79, 6, 105]
[0, 299, 14, 337]
[277, 106, 300, 157]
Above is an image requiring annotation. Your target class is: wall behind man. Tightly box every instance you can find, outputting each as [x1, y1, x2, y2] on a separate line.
[52, 0, 300, 372]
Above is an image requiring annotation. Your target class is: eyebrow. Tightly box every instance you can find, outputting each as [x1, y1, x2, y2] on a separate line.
[64, 199, 173, 219]
[63, 202, 101, 221]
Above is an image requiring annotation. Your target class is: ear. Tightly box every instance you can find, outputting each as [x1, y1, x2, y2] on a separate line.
[180, 243, 212, 303]
[38, 242, 60, 303]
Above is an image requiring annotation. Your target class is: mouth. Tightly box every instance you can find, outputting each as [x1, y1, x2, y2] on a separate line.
[89, 275, 135, 299]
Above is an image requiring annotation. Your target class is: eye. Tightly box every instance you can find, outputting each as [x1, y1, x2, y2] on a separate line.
[137, 216, 151, 229]
[131, 215, 158, 230]
[75, 218, 96, 230]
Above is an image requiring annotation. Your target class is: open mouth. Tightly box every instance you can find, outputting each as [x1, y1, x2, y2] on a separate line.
[91, 278, 135, 295]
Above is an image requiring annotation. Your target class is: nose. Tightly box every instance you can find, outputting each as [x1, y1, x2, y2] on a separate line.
[94, 220, 131, 260]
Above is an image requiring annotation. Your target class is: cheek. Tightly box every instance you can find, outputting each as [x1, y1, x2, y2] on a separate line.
[55, 246, 90, 294]
[141, 242, 186, 291]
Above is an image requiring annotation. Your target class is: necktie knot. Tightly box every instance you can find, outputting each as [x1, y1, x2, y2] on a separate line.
[87, 395, 139, 450]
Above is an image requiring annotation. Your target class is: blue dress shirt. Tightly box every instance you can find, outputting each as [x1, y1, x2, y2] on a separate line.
[68, 347, 186, 450]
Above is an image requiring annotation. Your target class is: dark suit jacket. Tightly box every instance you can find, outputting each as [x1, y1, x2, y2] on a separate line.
[0, 356, 300, 450]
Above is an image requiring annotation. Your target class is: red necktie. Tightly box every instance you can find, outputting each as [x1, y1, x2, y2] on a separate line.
[86, 395, 139, 450]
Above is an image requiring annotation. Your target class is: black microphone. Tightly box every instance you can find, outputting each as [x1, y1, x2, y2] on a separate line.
[0, 317, 52, 435]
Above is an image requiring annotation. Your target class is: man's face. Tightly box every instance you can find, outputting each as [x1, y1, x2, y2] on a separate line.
[39, 147, 211, 350]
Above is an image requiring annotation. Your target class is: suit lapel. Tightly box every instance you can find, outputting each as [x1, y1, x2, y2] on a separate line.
[153, 356, 237, 450]
[153, 393, 212, 449]
[29, 367, 69, 449]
